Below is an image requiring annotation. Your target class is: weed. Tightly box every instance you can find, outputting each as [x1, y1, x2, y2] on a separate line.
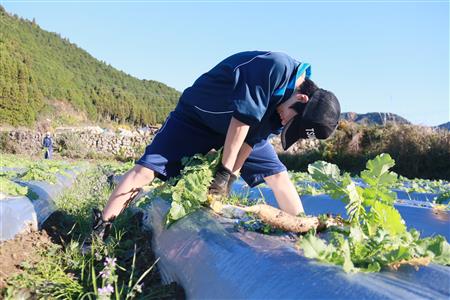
[2, 162, 180, 298]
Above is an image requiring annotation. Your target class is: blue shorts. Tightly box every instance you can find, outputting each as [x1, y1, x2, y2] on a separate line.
[136, 108, 286, 187]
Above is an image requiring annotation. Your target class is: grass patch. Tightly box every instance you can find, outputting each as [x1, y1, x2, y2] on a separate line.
[2, 163, 182, 299]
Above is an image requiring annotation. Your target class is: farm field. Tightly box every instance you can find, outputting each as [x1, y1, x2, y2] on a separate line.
[1, 2, 449, 299]
[1, 153, 449, 299]
[0, 155, 183, 299]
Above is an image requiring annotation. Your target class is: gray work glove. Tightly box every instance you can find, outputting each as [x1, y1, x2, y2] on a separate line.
[209, 164, 238, 197]
[92, 208, 114, 241]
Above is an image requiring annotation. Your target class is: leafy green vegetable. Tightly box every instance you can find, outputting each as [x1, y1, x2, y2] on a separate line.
[392, 176, 450, 207]
[19, 160, 73, 184]
[0, 177, 28, 196]
[0, 154, 34, 168]
[360, 154, 398, 206]
[290, 171, 325, 196]
[161, 151, 221, 225]
[297, 153, 450, 272]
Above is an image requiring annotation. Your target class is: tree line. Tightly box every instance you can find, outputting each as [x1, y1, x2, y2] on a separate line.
[0, 6, 180, 126]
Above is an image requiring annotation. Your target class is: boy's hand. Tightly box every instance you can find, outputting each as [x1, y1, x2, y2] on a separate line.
[227, 173, 238, 195]
[209, 164, 234, 196]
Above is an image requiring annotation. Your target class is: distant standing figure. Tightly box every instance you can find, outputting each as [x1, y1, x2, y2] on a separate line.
[43, 132, 53, 159]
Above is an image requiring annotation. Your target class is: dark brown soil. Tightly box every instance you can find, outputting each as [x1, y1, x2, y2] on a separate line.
[0, 231, 53, 289]
[0, 211, 185, 299]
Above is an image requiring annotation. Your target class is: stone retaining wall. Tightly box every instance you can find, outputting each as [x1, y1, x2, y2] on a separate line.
[1, 127, 157, 159]
[1, 127, 319, 159]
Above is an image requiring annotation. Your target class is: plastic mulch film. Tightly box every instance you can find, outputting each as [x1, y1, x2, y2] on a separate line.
[142, 189, 450, 299]
[0, 170, 81, 241]
[0, 196, 37, 241]
[299, 194, 450, 240]
[19, 180, 62, 225]
[239, 183, 450, 239]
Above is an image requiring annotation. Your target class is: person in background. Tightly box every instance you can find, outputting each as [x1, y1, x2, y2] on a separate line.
[42, 132, 53, 159]
[91, 51, 341, 239]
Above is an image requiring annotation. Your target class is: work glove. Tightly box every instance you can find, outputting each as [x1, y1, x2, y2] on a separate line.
[209, 164, 237, 197]
[92, 208, 114, 241]
[227, 173, 238, 195]
[89, 188, 141, 243]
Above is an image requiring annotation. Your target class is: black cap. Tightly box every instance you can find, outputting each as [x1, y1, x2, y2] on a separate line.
[281, 89, 341, 150]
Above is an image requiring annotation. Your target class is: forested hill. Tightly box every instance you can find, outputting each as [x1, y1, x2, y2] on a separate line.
[0, 6, 180, 126]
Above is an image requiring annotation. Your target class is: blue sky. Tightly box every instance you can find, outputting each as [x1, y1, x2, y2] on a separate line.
[1, 0, 449, 126]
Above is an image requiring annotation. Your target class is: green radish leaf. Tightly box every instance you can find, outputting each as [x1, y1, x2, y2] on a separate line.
[365, 262, 381, 272]
[302, 154, 450, 273]
[368, 201, 406, 235]
[298, 233, 334, 260]
[168, 202, 186, 221]
[165, 150, 222, 226]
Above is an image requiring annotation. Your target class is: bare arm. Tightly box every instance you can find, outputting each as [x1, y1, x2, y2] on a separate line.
[221, 117, 250, 171]
[264, 171, 304, 215]
[231, 142, 253, 174]
[102, 165, 155, 220]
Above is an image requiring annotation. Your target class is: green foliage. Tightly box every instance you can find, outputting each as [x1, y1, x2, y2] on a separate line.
[235, 214, 282, 234]
[308, 161, 345, 202]
[289, 171, 325, 196]
[165, 151, 222, 225]
[279, 123, 450, 180]
[134, 151, 222, 225]
[0, 176, 28, 196]
[5, 230, 156, 299]
[19, 160, 73, 184]
[397, 177, 450, 194]
[360, 154, 398, 206]
[56, 132, 91, 159]
[299, 227, 449, 273]
[226, 189, 265, 207]
[298, 154, 450, 272]
[308, 154, 403, 235]
[5, 243, 84, 299]
[0, 7, 180, 126]
[4, 164, 176, 298]
[101, 160, 135, 176]
[0, 153, 34, 168]
[435, 191, 450, 205]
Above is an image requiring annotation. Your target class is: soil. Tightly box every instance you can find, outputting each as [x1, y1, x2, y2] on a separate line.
[0, 231, 53, 289]
[0, 211, 185, 299]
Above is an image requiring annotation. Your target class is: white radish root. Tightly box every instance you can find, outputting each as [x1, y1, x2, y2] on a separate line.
[221, 204, 339, 233]
[388, 257, 431, 271]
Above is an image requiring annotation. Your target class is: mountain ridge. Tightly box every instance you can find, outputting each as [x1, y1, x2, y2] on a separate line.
[436, 121, 450, 130]
[340, 112, 411, 125]
[0, 5, 180, 126]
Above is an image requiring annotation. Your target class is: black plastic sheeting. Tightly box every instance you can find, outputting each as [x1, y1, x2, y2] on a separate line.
[142, 183, 450, 299]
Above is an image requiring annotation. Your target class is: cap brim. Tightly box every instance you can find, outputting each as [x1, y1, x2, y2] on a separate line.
[281, 116, 302, 150]
[281, 116, 336, 150]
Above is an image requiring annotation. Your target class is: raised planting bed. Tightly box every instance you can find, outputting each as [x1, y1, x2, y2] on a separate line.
[136, 153, 449, 299]
[142, 195, 450, 299]
[0, 163, 85, 241]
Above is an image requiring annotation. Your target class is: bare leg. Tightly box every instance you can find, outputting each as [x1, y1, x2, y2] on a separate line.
[264, 171, 304, 216]
[102, 164, 155, 220]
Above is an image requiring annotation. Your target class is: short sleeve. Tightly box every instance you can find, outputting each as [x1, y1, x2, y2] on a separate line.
[231, 55, 287, 126]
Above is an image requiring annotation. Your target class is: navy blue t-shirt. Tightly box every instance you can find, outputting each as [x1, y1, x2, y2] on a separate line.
[43, 136, 52, 149]
[178, 51, 311, 146]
